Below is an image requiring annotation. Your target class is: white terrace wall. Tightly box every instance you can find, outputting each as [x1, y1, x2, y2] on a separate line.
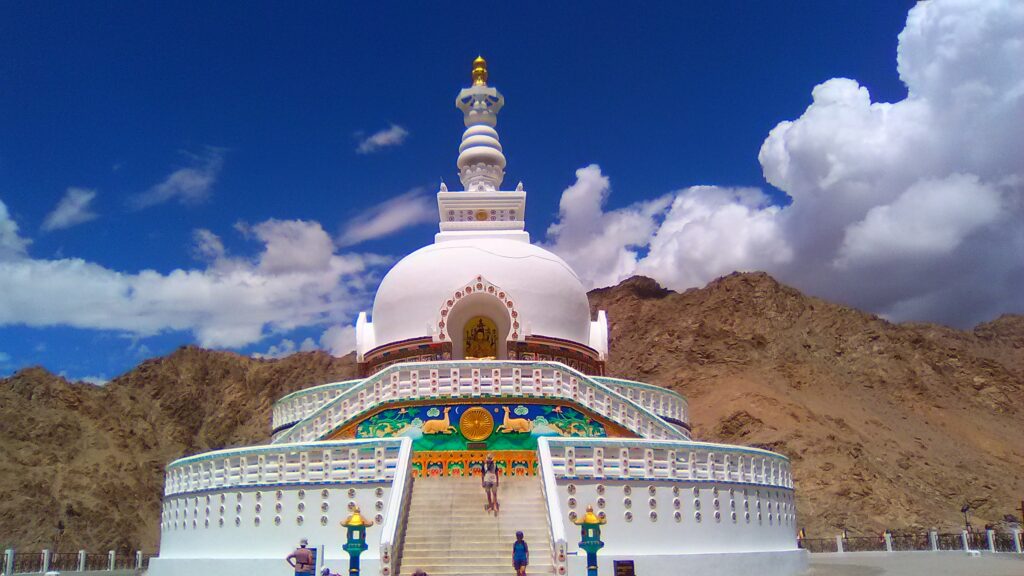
[539, 437, 806, 576]
[150, 438, 412, 576]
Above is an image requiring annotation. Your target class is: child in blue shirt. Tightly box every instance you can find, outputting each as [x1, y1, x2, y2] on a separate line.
[512, 530, 529, 576]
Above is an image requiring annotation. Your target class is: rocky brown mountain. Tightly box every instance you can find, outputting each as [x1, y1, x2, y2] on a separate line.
[591, 273, 1024, 537]
[1, 272, 1021, 552]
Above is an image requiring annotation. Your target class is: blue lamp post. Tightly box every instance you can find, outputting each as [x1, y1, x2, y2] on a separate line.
[342, 507, 374, 576]
[574, 505, 607, 576]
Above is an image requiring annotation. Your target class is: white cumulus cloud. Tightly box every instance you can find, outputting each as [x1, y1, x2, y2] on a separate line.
[543, 165, 670, 289]
[319, 324, 357, 357]
[337, 189, 435, 247]
[545, 0, 1024, 327]
[0, 202, 385, 348]
[41, 187, 99, 232]
[129, 148, 225, 209]
[356, 124, 409, 154]
[253, 337, 318, 360]
[0, 200, 30, 260]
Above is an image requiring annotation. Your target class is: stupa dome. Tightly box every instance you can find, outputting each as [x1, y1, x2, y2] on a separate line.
[370, 237, 592, 349]
[353, 57, 609, 371]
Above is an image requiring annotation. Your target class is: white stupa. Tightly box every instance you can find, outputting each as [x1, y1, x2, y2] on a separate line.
[149, 57, 806, 576]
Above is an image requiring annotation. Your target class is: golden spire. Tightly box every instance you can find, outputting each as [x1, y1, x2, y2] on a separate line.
[472, 55, 488, 86]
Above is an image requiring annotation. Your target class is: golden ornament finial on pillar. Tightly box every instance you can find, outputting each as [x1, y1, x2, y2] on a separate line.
[472, 55, 488, 86]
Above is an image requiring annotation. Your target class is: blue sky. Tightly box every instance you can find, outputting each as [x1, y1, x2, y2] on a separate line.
[2, 1, 1022, 382]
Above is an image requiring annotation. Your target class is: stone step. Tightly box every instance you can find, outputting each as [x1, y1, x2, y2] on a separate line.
[400, 548, 549, 558]
[402, 515, 548, 523]
[399, 532, 552, 541]
[400, 563, 553, 572]
[399, 475, 553, 576]
[399, 565, 548, 569]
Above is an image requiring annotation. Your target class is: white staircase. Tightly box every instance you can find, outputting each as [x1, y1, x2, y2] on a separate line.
[399, 475, 554, 576]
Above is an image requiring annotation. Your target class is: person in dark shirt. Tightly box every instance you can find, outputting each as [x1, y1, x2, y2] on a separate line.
[512, 530, 529, 576]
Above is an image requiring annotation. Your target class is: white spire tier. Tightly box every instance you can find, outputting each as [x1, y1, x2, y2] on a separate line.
[437, 57, 527, 243]
[455, 56, 506, 192]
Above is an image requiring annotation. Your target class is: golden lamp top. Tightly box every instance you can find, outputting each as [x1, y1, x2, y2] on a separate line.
[574, 505, 606, 525]
[472, 55, 488, 86]
[342, 506, 373, 528]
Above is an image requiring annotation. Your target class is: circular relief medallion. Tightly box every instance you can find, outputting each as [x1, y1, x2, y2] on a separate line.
[460, 406, 495, 441]
[475, 210, 489, 221]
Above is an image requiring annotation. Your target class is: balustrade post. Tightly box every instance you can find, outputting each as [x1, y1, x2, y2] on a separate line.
[884, 532, 892, 552]
[929, 530, 938, 551]
[1013, 529, 1022, 553]
[108, 549, 115, 571]
[2, 549, 12, 576]
[78, 550, 87, 572]
[986, 529, 996, 553]
[835, 535, 844, 553]
[961, 530, 969, 552]
[41, 549, 51, 573]
[136, 550, 143, 569]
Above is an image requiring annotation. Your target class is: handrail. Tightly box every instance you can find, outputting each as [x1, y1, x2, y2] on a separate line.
[272, 379, 363, 431]
[274, 360, 688, 445]
[591, 376, 686, 401]
[537, 438, 568, 576]
[378, 437, 413, 576]
[592, 376, 689, 426]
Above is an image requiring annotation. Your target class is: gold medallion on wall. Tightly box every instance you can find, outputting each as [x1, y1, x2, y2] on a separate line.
[460, 406, 495, 441]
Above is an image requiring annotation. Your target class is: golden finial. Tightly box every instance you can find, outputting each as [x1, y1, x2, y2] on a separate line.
[472, 55, 488, 86]
[574, 505, 606, 525]
[342, 506, 373, 528]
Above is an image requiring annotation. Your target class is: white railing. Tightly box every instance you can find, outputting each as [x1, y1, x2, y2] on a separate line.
[540, 437, 793, 489]
[272, 379, 362, 432]
[593, 376, 689, 426]
[538, 439, 569, 575]
[273, 374, 688, 436]
[274, 361, 689, 445]
[378, 438, 414, 576]
[163, 439, 405, 497]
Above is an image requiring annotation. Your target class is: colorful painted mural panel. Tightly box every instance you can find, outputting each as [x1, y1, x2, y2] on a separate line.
[354, 402, 606, 452]
[410, 450, 537, 477]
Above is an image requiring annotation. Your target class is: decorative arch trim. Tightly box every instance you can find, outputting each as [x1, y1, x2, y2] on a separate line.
[435, 275, 523, 343]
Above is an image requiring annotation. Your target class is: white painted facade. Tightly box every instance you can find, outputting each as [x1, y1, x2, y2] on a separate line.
[149, 59, 807, 576]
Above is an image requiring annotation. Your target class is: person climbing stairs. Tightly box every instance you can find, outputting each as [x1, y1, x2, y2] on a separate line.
[399, 474, 554, 576]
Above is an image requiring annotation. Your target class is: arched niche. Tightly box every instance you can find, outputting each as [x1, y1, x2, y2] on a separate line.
[447, 292, 512, 360]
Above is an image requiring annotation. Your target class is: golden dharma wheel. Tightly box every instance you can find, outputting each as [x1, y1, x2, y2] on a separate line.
[460, 406, 495, 441]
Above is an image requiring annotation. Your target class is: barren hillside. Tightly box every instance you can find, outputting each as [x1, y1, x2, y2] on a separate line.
[1, 272, 1021, 552]
[591, 273, 1024, 536]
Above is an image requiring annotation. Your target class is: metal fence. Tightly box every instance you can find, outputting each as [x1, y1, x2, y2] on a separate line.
[801, 538, 839, 553]
[844, 536, 888, 552]
[937, 532, 962, 550]
[802, 530, 1022, 554]
[0, 549, 154, 574]
[966, 531, 988, 550]
[890, 533, 930, 551]
[993, 532, 1018, 553]
[49, 552, 82, 571]
[10, 552, 42, 574]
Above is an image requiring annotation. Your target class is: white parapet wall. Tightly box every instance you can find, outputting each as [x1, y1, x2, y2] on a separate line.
[150, 438, 413, 576]
[538, 437, 807, 576]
